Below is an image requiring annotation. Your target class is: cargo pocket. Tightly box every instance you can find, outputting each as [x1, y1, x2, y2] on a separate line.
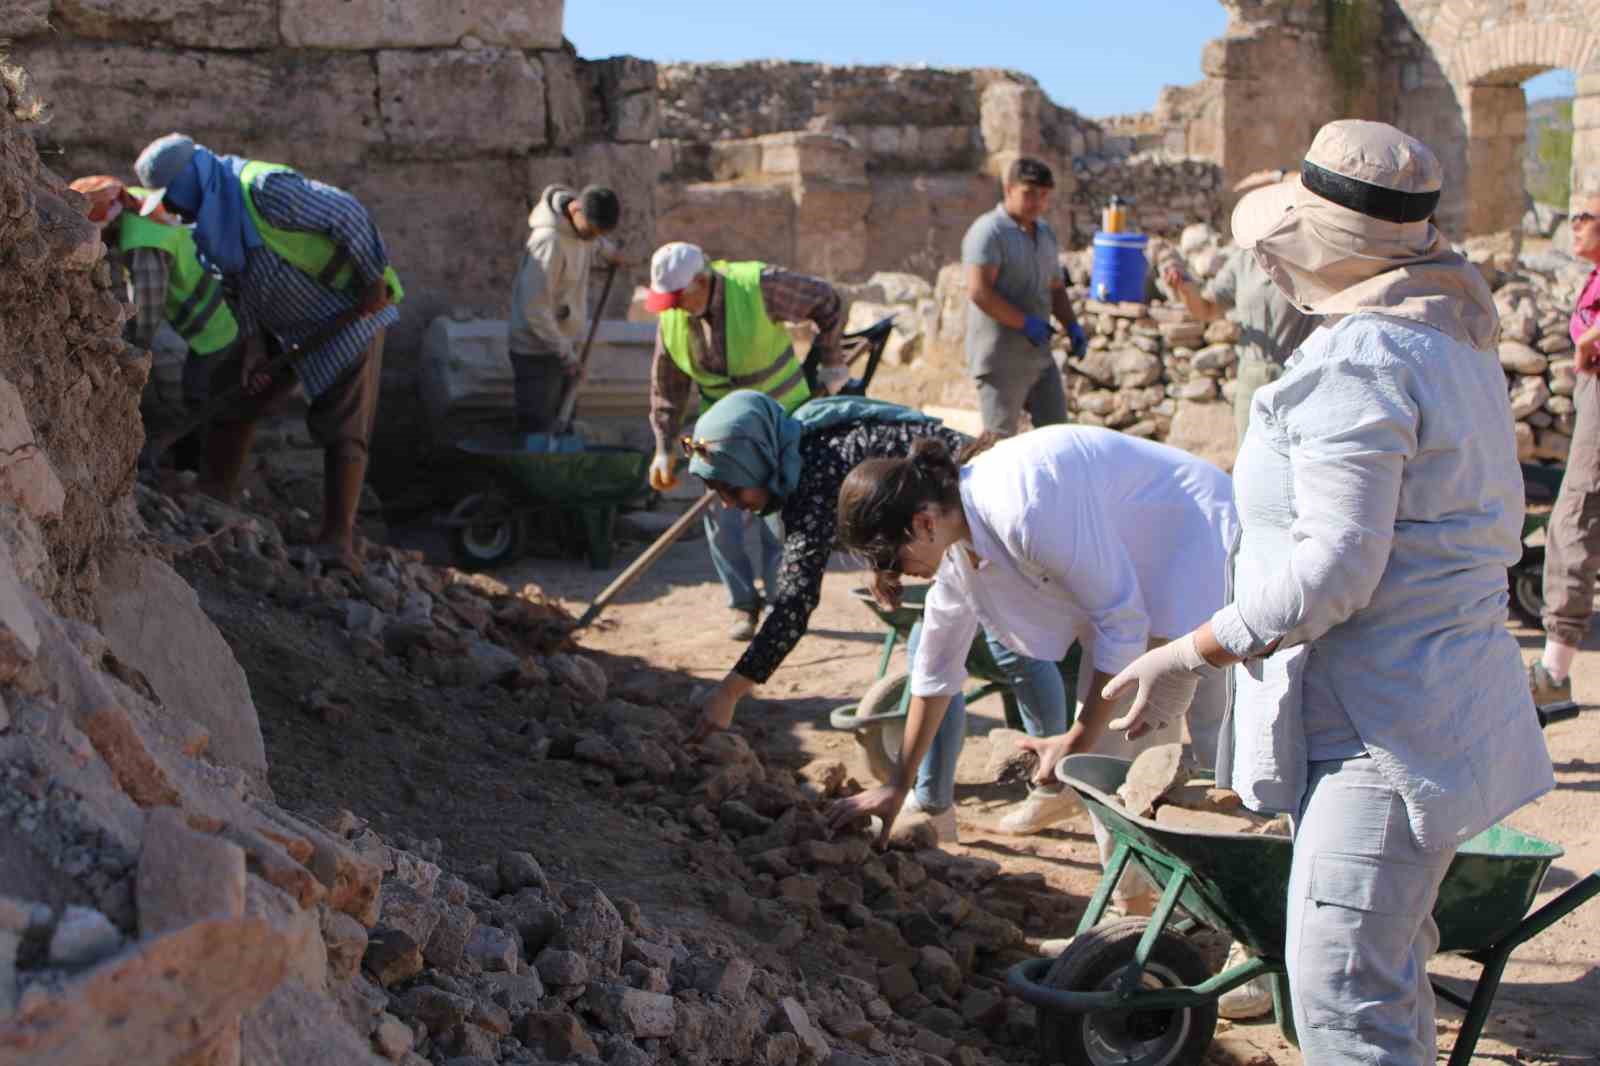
[1295, 851, 1439, 1031]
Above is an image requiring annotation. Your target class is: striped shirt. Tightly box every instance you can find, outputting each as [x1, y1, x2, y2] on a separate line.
[226, 170, 399, 399]
[649, 267, 845, 453]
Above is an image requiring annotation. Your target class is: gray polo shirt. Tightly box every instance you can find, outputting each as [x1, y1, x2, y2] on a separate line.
[1203, 248, 1317, 366]
[961, 203, 1059, 378]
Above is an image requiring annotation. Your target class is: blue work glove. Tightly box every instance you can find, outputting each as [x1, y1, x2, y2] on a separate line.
[1021, 314, 1054, 348]
[1067, 321, 1088, 358]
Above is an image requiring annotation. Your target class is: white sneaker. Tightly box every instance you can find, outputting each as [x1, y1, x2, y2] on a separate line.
[996, 785, 1085, 835]
[1217, 941, 1274, 1020]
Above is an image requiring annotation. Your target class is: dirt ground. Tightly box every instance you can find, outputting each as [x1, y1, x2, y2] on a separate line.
[496, 519, 1600, 1066]
[183, 502, 1600, 1065]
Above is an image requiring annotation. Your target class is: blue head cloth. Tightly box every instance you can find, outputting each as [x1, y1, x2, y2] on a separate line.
[154, 142, 262, 275]
[686, 390, 939, 505]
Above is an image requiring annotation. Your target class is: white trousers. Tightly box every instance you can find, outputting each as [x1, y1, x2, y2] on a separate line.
[1287, 756, 1454, 1065]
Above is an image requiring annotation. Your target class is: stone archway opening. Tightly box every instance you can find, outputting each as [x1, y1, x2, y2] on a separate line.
[1465, 65, 1579, 237]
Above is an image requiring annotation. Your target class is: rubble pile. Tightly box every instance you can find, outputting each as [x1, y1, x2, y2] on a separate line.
[132, 483, 574, 691]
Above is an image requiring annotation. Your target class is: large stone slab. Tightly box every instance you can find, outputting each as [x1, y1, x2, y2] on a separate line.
[50, 0, 280, 50]
[378, 49, 546, 157]
[8, 1, 51, 36]
[12, 43, 381, 173]
[93, 549, 267, 784]
[341, 159, 530, 359]
[0, 917, 288, 1065]
[137, 807, 247, 937]
[656, 182, 795, 267]
[794, 179, 870, 279]
[280, 0, 563, 50]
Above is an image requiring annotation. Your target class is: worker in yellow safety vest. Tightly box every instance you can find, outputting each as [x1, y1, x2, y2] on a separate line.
[69, 174, 242, 471]
[644, 241, 851, 640]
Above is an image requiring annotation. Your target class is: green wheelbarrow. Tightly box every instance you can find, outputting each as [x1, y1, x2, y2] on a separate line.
[1006, 752, 1600, 1066]
[828, 583, 1080, 784]
[434, 437, 649, 571]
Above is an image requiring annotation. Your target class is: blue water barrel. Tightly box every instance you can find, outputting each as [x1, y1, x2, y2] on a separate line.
[1090, 231, 1148, 304]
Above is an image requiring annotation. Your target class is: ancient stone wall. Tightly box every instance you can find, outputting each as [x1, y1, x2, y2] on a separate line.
[1165, 0, 1600, 240]
[655, 62, 1225, 282]
[8, 2, 659, 366]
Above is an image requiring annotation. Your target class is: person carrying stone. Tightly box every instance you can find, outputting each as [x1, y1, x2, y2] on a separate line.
[643, 241, 850, 640]
[1530, 182, 1600, 707]
[960, 156, 1086, 437]
[69, 174, 242, 470]
[133, 132, 402, 574]
[1160, 171, 1318, 442]
[508, 182, 622, 434]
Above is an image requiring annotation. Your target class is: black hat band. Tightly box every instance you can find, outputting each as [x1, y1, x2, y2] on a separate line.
[1301, 160, 1439, 224]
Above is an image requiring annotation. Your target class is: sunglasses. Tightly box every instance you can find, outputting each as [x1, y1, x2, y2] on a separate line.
[679, 436, 710, 460]
[1573, 213, 1598, 227]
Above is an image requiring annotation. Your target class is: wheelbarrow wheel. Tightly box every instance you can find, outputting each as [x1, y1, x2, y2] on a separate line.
[1038, 918, 1216, 1066]
[1508, 545, 1544, 628]
[850, 673, 909, 785]
[447, 490, 526, 571]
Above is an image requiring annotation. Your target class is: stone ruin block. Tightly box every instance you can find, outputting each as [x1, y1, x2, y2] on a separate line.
[280, 0, 564, 50]
[47, 0, 280, 50]
[793, 179, 870, 279]
[378, 49, 547, 157]
[13, 43, 381, 173]
[758, 132, 865, 181]
[656, 183, 796, 266]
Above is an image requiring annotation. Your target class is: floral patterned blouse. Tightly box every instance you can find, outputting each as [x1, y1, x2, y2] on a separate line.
[734, 419, 970, 683]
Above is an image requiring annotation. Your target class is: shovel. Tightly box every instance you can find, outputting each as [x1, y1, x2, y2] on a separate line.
[138, 306, 366, 474]
[529, 262, 619, 451]
[571, 490, 715, 630]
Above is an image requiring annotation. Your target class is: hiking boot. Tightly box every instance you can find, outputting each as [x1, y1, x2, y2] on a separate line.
[996, 784, 1085, 835]
[728, 608, 760, 641]
[1529, 660, 1572, 707]
[1217, 941, 1274, 1020]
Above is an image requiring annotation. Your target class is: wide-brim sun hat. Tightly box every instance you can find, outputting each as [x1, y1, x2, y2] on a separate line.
[1229, 119, 1496, 349]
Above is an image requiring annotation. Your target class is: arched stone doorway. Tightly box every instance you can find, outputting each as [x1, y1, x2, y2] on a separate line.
[1411, 3, 1600, 235]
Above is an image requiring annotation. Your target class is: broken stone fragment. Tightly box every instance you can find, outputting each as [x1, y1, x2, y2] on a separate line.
[584, 982, 677, 1039]
[137, 806, 247, 938]
[495, 850, 549, 897]
[48, 906, 122, 968]
[364, 928, 424, 987]
[770, 997, 830, 1062]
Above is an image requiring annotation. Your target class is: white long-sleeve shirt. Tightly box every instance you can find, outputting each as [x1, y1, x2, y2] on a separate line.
[911, 426, 1236, 698]
[1213, 313, 1554, 850]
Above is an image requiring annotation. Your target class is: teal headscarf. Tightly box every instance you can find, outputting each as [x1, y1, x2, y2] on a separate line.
[685, 390, 939, 503]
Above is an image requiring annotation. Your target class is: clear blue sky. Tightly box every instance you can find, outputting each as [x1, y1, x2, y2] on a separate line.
[567, 1, 1230, 118]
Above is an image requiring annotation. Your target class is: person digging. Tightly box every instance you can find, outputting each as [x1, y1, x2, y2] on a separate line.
[135, 133, 402, 574]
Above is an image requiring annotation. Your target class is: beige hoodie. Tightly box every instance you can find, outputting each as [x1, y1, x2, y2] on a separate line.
[508, 185, 594, 360]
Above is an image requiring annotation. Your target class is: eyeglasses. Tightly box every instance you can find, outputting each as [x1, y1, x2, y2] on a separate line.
[679, 436, 710, 460]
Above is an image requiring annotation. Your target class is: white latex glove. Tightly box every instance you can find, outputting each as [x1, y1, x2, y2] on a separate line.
[817, 364, 851, 395]
[1101, 633, 1213, 740]
[648, 451, 678, 492]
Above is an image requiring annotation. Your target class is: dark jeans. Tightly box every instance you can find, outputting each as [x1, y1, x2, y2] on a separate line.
[510, 350, 565, 433]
